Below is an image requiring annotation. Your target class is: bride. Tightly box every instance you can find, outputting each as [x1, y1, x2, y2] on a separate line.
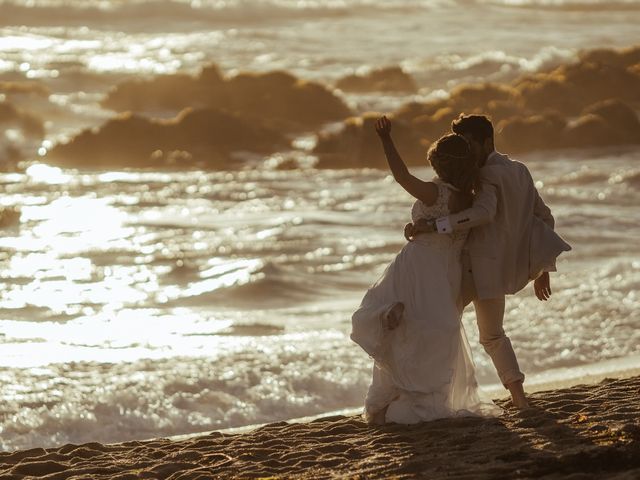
[351, 116, 501, 425]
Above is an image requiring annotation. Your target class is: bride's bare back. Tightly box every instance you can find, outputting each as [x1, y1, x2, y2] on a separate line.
[415, 181, 473, 214]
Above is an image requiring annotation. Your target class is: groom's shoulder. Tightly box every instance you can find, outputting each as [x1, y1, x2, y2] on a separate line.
[488, 151, 530, 173]
[481, 151, 510, 175]
[481, 152, 531, 183]
[489, 150, 514, 165]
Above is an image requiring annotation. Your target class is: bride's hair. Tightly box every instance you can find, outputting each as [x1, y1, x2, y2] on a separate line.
[427, 133, 478, 196]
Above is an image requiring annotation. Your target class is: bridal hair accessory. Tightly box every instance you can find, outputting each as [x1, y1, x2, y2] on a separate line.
[438, 151, 468, 160]
[433, 134, 471, 162]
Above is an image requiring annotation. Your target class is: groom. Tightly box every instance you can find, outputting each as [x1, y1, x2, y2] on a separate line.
[406, 114, 570, 408]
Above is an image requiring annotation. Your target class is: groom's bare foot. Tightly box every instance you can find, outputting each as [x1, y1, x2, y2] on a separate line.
[510, 393, 529, 409]
[382, 302, 404, 330]
[507, 380, 529, 409]
[512, 397, 530, 409]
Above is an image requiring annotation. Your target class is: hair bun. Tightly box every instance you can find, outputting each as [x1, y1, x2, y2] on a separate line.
[427, 133, 478, 197]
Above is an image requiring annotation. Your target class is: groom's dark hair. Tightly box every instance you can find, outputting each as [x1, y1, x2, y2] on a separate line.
[451, 114, 494, 144]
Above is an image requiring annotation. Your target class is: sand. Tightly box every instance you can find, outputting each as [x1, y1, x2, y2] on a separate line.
[1, 375, 639, 479]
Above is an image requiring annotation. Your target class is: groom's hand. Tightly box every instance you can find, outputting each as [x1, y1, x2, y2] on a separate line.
[534, 272, 551, 301]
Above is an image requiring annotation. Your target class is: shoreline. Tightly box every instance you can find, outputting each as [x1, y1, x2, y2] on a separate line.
[1, 373, 638, 479]
[166, 353, 640, 441]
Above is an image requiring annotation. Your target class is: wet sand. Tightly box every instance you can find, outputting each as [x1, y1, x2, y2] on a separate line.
[1, 375, 639, 479]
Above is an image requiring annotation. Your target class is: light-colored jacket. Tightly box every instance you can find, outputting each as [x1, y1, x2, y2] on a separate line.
[447, 151, 571, 300]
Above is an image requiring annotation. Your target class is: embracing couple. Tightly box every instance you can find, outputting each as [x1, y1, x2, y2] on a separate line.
[350, 113, 571, 425]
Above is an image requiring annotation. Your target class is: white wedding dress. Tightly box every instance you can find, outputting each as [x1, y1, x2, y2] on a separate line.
[351, 178, 501, 424]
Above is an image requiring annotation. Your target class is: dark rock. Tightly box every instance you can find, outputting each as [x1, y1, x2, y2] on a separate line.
[48, 108, 289, 169]
[496, 113, 566, 153]
[314, 112, 428, 169]
[582, 99, 640, 144]
[103, 64, 351, 132]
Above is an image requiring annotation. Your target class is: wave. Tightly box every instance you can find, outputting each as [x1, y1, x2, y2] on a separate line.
[161, 259, 363, 308]
[0, 341, 371, 450]
[1, 0, 634, 29]
[0, 0, 362, 28]
[410, 46, 575, 89]
[477, 0, 640, 12]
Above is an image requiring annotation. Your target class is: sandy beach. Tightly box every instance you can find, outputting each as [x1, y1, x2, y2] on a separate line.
[1, 374, 638, 479]
[0, 0, 639, 473]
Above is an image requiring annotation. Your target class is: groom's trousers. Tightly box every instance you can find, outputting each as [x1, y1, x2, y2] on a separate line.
[461, 252, 526, 388]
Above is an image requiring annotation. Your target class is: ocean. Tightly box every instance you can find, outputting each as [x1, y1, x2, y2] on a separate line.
[0, 0, 639, 450]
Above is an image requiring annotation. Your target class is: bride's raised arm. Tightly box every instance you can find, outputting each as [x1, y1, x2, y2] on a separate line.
[375, 116, 438, 206]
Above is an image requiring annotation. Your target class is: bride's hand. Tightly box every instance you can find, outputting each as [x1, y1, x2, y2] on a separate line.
[375, 116, 392, 138]
[404, 222, 415, 241]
